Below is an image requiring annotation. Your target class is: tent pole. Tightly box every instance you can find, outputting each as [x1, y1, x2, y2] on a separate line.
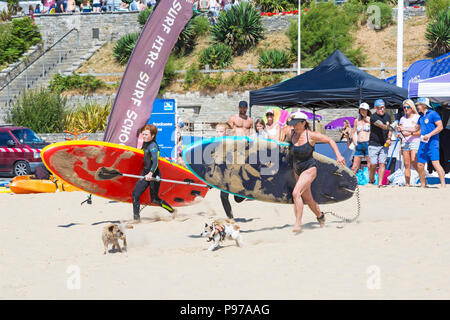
[313, 107, 316, 131]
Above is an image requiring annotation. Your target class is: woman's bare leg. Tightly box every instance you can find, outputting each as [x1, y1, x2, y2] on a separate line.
[352, 156, 362, 173]
[292, 168, 317, 232]
[403, 150, 411, 186]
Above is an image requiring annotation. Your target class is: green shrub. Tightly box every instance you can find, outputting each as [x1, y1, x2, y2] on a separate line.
[160, 54, 180, 92]
[137, 7, 154, 27]
[49, 74, 105, 94]
[173, 16, 197, 56]
[5, 88, 66, 133]
[64, 102, 112, 133]
[199, 72, 223, 90]
[342, 0, 365, 24]
[237, 71, 260, 86]
[198, 43, 233, 69]
[0, 17, 41, 67]
[183, 64, 202, 89]
[426, 0, 450, 20]
[191, 15, 210, 37]
[211, 2, 264, 56]
[258, 49, 291, 69]
[286, 3, 366, 68]
[426, 9, 450, 55]
[113, 32, 140, 65]
[366, 2, 393, 30]
[253, 0, 296, 12]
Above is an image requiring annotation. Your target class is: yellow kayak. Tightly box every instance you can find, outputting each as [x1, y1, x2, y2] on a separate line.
[0, 186, 11, 194]
[9, 175, 81, 194]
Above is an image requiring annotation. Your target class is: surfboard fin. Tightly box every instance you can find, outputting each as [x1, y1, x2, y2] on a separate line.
[339, 186, 355, 193]
[322, 194, 336, 200]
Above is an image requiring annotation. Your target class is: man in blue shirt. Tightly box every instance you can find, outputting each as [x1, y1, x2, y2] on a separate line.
[415, 97, 445, 188]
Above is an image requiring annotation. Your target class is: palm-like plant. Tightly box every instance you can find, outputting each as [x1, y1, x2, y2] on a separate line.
[137, 7, 154, 27]
[64, 102, 112, 133]
[211, 2, 264, 56]
[198, 43, 233, 69]
[426, 9, 450, 55]
[113, 32, 139, 65]
[258, 49, 291, 69]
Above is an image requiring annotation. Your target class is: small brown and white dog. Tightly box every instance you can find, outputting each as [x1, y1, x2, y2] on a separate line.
[201, 219, 243, 251]
[102, 223, 133, 254]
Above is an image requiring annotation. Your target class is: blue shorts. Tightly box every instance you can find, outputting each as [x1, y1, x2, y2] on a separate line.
[417, 140, 440, 163]
[354, 141, 369, 157]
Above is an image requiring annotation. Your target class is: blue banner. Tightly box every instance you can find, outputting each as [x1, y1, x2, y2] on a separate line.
[147, 99, 177, 158]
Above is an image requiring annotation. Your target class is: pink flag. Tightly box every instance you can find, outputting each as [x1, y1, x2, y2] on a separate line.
[104, 0, 193, 147]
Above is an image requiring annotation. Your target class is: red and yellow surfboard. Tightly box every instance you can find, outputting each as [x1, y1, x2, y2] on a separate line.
[41, 140, 208, 207]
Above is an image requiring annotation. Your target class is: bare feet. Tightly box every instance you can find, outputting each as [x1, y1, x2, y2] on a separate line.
[292, 225, 302, 233]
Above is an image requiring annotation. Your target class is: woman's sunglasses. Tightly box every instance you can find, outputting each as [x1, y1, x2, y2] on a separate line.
[403, 106, 411, 109]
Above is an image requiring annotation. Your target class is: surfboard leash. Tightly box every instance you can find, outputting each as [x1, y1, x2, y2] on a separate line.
[322, 185, 360, 224]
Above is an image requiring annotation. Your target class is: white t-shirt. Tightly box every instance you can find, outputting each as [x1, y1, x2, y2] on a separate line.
[399, 114, 420, 143]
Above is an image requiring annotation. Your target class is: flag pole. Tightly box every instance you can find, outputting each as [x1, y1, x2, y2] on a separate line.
[297, 0, 301, 76]
[396, 0, 404, 88]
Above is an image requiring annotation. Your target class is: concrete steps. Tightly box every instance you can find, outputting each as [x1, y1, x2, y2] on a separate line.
[0, 39, 104, 118]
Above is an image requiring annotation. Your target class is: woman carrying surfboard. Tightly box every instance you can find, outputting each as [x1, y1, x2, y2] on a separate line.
[132, 124, 175, 222]
[285, 112, 346, 233]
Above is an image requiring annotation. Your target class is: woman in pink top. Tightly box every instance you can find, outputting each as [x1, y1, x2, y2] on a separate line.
[397, 99, 421, 186]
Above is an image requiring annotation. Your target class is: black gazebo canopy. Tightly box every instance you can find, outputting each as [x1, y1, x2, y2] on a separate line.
[249, 50, 408, 113]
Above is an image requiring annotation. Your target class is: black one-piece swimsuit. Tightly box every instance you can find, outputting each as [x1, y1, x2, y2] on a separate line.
[290, 130, 317, 175]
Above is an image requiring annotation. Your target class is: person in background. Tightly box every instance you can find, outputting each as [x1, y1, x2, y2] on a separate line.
[92, 0, 102, 12]
[264, 109, 281, 140]
[35, 4, 41, 13]
[138, 0, 146, 10]
[251, 118, 268, 139]
[55, 0, 65, 12]
[129, 0, 139, 11]
[81, 0, 92, 12]
[339, 120, 352, 146]
[228, 100, 253, 136]
[147, 0, 156, 9]
[414, 97, 446, 188]
[368, 99, 392, 187]
[397, 99, 420, 186]
[66, 0, 76, 12]
[118, 1, 129, 11]
[351, 102, 371, 173]
[223, 0, 232, 10]
[28, 5, 35, 20]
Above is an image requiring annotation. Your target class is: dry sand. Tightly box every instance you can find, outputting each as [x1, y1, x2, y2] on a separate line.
[0, 186, 449, 299]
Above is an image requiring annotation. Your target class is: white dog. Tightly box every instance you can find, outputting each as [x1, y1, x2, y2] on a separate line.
[201, 219, 243, 251]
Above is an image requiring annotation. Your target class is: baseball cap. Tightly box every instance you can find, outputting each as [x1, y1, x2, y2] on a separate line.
[416, 97, 431, 108]
[359, 102, 370, 110]
[265, 108, 275, 115]
[287, 111, 308, 125]
[238, 100, 248, 108]
[374, 99, 385, 108]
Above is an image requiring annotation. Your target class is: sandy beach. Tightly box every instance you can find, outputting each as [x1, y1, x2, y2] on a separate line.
[0, 185, 449, 299]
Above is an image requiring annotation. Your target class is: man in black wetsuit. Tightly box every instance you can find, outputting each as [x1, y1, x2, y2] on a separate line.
[132, 124, 174, 222]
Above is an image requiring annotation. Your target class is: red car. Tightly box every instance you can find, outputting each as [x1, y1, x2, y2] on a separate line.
[0, 125, 50, 176]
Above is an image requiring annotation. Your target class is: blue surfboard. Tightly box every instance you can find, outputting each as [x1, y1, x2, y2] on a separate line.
[182, 136, 357, 204]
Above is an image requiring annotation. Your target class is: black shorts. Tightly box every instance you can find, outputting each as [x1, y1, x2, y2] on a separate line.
[293, 158, 317, 176]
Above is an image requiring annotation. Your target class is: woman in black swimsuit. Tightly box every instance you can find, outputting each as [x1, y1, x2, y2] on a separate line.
[285, 112, 346, 233]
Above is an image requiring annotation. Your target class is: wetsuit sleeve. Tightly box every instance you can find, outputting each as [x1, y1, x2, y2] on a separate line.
[149, 142, 159, 174]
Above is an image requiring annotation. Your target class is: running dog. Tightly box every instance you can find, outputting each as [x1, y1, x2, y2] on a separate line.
[102, 223, 133, 254]
[201, 219, 243, 251]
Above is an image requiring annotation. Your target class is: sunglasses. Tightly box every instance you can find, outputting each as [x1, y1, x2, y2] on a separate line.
[403, 106, 411, 109]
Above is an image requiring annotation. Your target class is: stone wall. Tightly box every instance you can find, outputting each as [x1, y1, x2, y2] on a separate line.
[38, 132, 104, 143]
[31, 11, 291, 50]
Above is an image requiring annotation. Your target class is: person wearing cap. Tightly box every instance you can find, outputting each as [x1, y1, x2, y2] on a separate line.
[264, 109, 281, 140]
[397, 99, 421, 186]
[285, 111, 346, 233]
[414, 97, 445, 188]
[351, 102, 371, 173]
[368, 99, 392, 187]
[228, 100, 253, 136]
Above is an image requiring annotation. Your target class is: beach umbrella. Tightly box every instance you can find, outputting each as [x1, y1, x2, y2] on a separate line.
[301, 110, 323, 121]
[324, 117, 356, 130]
